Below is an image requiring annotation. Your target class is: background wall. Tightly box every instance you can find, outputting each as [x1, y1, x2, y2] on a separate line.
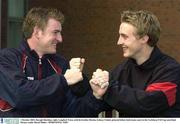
[29, 0, 180, 77]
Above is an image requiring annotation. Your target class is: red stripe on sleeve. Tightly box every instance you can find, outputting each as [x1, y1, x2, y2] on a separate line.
[145, 82, 177, 106]
[0, 99, 13, 111]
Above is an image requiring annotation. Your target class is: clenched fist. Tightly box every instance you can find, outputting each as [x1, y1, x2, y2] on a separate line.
[90, 68, 109, 99]
[64, 69, 83, 85]
[92, 69, 109, 89]
[69, 58, 85, 72]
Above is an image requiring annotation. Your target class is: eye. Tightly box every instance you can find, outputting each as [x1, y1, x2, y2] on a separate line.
[120, 34, 128, 40]
[53, 30, 61, 35]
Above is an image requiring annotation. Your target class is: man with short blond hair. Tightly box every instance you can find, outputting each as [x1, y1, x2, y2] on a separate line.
[90, 10, 180, 117]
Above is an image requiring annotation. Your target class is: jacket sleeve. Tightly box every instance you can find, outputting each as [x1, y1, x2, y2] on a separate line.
[103, 63, 180, 116]
[0, 49, 69, 109]
[61, 90, 111, 117]
[69, 73, 90, 96]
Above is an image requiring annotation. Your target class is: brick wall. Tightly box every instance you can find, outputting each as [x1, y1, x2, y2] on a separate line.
[29, 0, 180, 77]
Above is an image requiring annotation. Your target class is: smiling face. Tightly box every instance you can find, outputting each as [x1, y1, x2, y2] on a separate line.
[36, 18, 63, 57]
[117, 22, 146, 60]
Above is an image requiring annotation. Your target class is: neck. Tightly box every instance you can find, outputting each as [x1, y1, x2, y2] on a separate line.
[135, 46, 154, 65]
[27, 38, 43, 58]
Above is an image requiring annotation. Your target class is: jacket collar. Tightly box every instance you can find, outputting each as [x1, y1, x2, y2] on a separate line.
[19, 40, 55, 60]
[129, 46, 164, 70]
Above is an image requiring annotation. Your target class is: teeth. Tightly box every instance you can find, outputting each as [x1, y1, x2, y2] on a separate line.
[122, 46, 127, 49]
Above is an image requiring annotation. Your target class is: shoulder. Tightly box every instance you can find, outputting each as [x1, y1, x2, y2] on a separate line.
[157, 54, 179, 70]
[152, 54, 180, 82]
[0, 48, 22, 60]
[0, 48, 23, 67]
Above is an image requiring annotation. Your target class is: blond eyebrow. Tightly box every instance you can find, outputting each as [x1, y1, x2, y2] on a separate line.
[120, 33, 128, 37]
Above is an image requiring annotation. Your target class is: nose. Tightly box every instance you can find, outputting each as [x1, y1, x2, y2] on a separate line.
[57, 33, 63, 43]
[117, 36, 122, 45]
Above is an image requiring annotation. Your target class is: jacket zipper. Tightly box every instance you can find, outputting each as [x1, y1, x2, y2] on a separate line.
[38, 58, 48, 116]
[38, 58, 42, 80]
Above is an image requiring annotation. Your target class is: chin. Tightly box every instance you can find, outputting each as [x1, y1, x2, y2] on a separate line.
[48, 50, 56, 54]
[52, 51, 56, 54]
[123, 53, 129, 58]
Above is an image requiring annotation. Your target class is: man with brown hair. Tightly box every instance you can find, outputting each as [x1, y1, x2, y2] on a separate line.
[90, 10, 180, 117]
[0, 7, 96, 117]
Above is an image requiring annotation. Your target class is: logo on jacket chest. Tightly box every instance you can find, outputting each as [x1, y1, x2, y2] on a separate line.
[27, 76, 34, 80]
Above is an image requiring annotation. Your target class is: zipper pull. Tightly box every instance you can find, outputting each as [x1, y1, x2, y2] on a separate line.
[38, 58, 42, 80]
[39, 58, 42, 64]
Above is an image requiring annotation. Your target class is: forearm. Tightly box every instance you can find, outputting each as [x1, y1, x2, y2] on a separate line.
[62, 91, 110, 117]
[103, 85, 169, 116]
[0, 68, 68, 109]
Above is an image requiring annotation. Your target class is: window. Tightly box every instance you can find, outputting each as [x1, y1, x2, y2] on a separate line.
[7, 0, 28, 48]
[0, 0, 2, 48]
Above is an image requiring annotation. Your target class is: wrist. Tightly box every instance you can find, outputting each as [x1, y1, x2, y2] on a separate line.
[93, 92, 102, 100]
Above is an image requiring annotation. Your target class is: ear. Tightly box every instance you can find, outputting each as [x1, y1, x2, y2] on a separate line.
[141, 35, 149, 44]
[32, 26, 41, 39]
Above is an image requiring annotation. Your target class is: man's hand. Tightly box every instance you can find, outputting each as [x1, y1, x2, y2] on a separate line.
[92, 69, 109, 88]
[64, 68, 83, 85]
[64, 57, 85, 85]
[69, 58, 85, 72]
[90, 69, 109, 99]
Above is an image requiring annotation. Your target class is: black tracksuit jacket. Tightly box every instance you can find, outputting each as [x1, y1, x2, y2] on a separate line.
[0, 41, 103, 117]
[103, 47, 180, 117]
